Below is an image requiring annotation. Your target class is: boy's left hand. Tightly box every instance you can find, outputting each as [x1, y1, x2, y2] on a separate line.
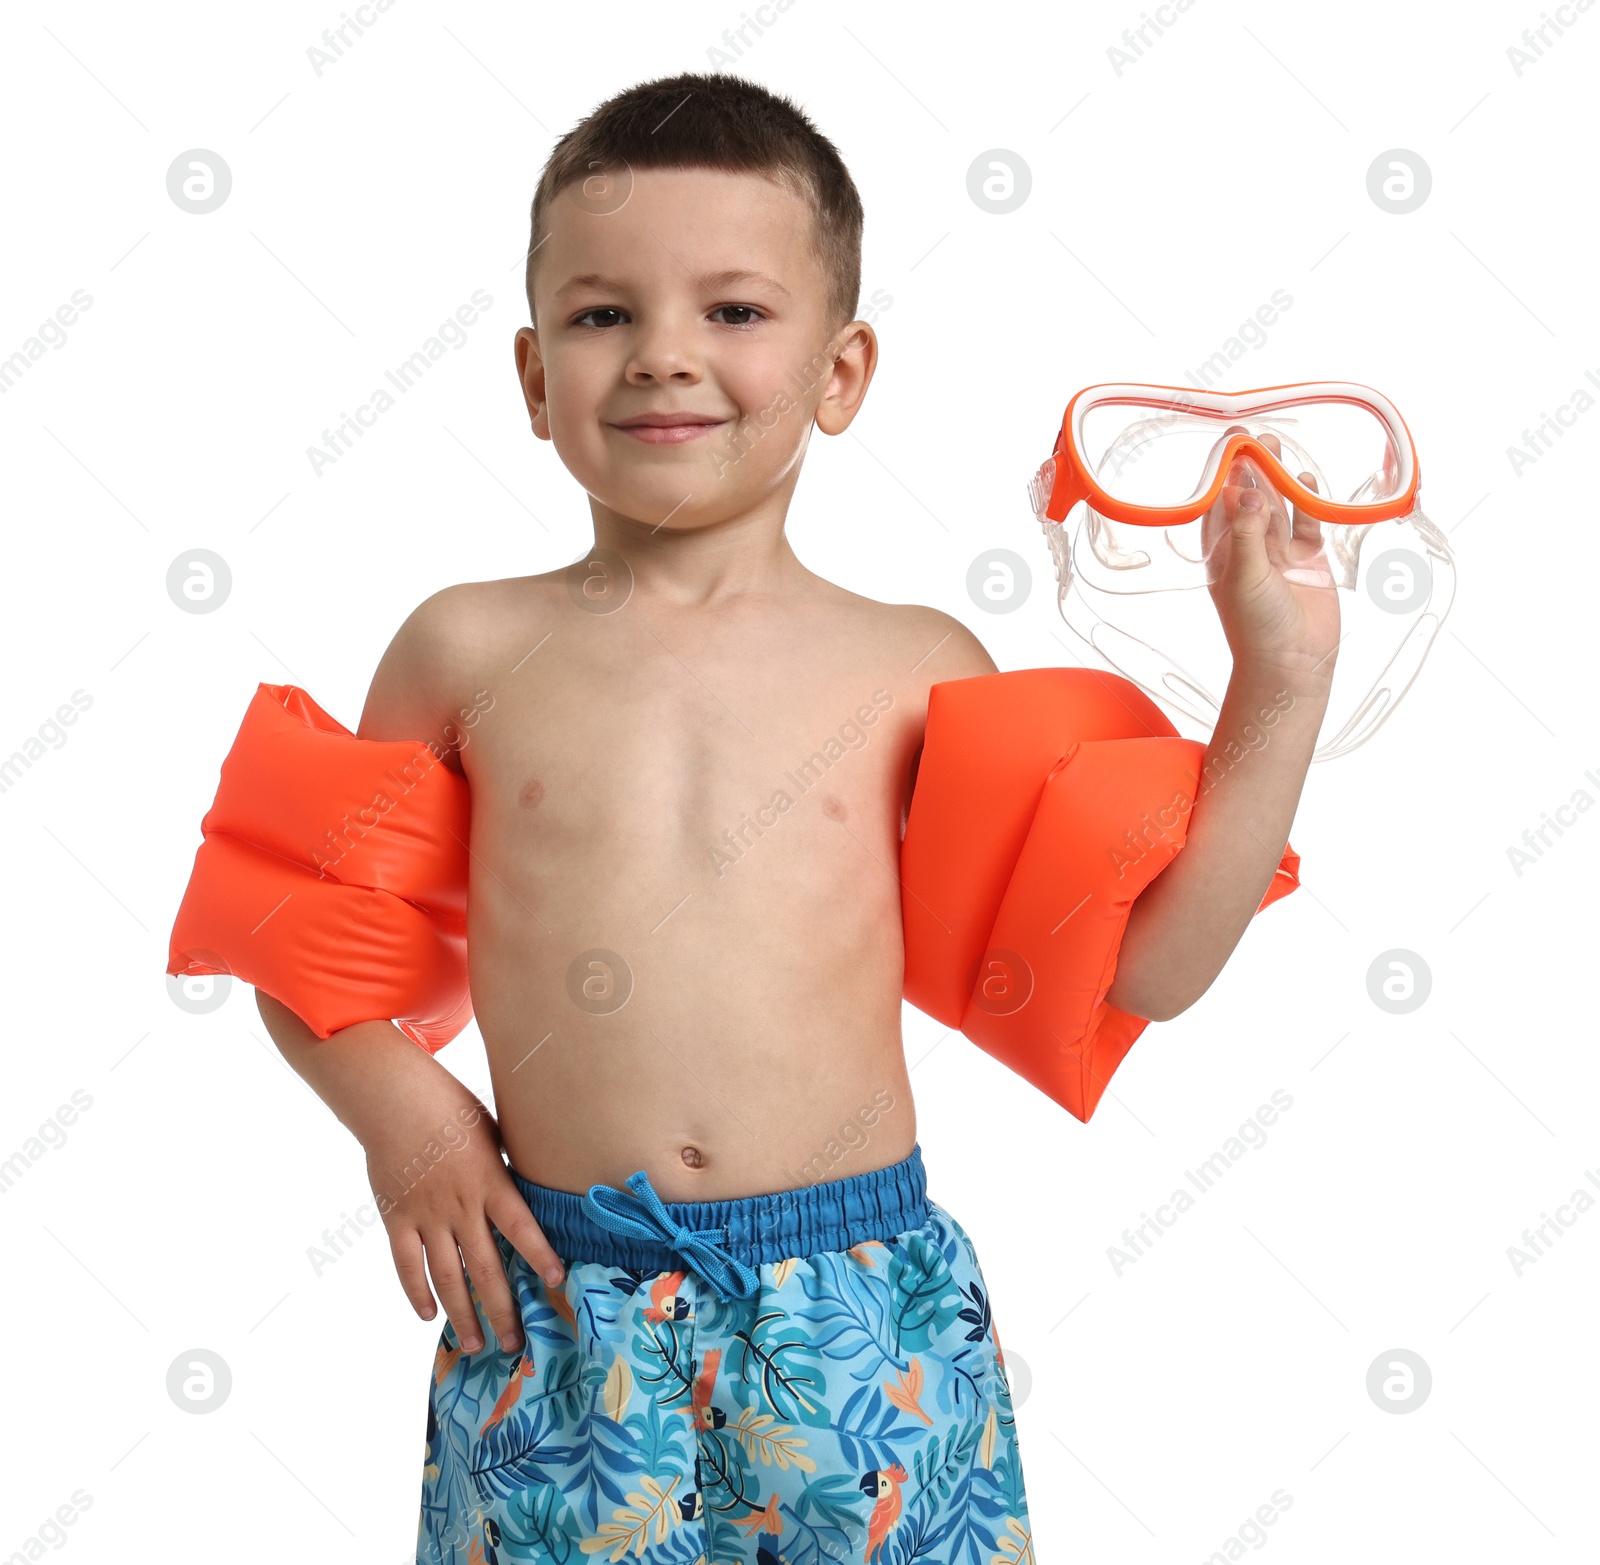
[1201, 429, 1341, 685]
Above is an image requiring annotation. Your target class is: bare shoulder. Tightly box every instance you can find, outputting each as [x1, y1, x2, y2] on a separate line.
[357, 575, 558, 767]
[886, 602, 997, 684]
[826, 588, 996, 686]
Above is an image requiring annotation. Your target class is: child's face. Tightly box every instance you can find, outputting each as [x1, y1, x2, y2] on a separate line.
[516, 167, 875, 535]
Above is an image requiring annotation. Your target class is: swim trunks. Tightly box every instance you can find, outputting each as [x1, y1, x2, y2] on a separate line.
[416, 1142, 1034, 1564]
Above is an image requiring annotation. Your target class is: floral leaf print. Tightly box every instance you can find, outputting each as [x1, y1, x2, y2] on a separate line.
[978, 1403, 998, 1470]
[956, 1278, 992, 1346]
[990, 1515, 1037, 1565]
[628, 1312, 698, 1417]
[933, 1469, 1015, 1565]
[483, 1466, 587, 1562]
[932, 1339, 995, 1424]
[907, 1418, 982, 1513]
[691, 1435, 764, 1521]
[786, 1472, 872, 1541]
[421, 1194, 1033, 1562]
[727, 1408, 818, 1473]
[472, 1397, 580, 1505]
[903, 1415, 1022, 1565]
[886, 1233, 963, 1354]
[620, 1384, 691, 1477]
[577, 1473, 684, 1560]
[796, 1255, 906, 1381]
[827, 1381, 928, 1473]
[603, 1355, 633, 1424]
[728, 1309, 829, 1426]
[558, 1390, 652, 1533]
[884, 1355, 933, 1427]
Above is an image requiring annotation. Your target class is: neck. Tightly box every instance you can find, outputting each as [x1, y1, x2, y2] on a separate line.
[588, 490, 808, 606]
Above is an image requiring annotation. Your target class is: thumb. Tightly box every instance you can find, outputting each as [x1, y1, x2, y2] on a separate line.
[1211, 483, 1274, 585]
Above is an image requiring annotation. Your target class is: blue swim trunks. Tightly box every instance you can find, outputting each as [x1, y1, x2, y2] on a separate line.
[417, 1142, 1034, 1564]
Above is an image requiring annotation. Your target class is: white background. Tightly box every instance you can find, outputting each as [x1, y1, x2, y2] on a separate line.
[2, 0, 1597, 1560]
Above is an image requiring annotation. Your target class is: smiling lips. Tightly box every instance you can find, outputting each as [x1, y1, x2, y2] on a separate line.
[610, 412, 727, 445]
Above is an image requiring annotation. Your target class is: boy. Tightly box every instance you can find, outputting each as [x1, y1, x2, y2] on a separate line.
[257, 72, 1336, 1564]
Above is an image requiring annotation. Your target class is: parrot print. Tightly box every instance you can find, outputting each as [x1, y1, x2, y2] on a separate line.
[418, 1193, 1033, 1564]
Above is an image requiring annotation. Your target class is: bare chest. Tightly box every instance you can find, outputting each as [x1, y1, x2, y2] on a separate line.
[457, 614, 929, 904]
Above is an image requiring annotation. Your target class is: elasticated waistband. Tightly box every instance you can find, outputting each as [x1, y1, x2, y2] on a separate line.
[509, 1143, 929, 1277]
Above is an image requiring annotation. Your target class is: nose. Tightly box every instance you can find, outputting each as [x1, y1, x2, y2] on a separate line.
[625, 311, 703, 387]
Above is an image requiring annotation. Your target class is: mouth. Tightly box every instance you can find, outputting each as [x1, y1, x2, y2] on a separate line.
[608, 413, 728, 446]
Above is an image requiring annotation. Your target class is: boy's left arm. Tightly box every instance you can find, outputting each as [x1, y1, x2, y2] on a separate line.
[1105, 435, 1339, 1023]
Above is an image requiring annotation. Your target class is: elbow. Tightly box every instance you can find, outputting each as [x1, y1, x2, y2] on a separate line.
[1107, 978, 1205, 1025]
[1143, 994, 1197, 1024]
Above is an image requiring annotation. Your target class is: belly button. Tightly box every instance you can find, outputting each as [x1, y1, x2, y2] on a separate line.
[680, 1145, 704, 1169]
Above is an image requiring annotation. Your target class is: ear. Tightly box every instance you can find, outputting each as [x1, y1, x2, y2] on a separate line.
[814, 320, 879, 437]
[514, 327, 551, 441]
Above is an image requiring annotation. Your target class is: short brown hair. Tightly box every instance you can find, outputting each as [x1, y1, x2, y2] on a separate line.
[526, 73, 864, 331]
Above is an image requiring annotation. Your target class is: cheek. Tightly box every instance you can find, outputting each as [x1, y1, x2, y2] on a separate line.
[719, 346, 817, 449]
[542, 356, 617, 461]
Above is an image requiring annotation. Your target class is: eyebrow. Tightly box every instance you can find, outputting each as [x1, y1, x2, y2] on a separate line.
[552, 268, 792, 300]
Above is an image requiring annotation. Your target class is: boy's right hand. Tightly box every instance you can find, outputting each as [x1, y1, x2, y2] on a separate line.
[362, 1081, 565, 1356]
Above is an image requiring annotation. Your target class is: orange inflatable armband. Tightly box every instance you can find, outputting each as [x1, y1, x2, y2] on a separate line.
[901, 668, 1299, 1122]
[166, 684, 473, 1052]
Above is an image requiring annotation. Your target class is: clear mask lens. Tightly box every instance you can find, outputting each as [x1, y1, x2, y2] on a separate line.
[1037, 390, 1451, 761]
[1078, 397, 1406, 509]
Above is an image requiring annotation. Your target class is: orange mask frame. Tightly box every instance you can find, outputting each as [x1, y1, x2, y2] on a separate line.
[1032, 380, 1422, 530]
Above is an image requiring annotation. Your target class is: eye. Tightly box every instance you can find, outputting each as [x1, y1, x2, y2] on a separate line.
[573, 307, 627, 329]
[709, 304, 763, 328]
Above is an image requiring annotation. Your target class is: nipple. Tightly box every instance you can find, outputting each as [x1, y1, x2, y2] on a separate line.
[519, 777, 545, 809]
[680, 1145, 705, 1169]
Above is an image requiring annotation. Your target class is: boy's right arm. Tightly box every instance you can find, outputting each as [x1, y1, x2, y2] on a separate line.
[254, 588, 564, 1356]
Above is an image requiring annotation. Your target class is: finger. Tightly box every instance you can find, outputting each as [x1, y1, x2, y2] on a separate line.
[423, 1228, 485, 1354]
[388, 1225, 439, 1325]
[1234, 454, 1290, 531]
[486, 1181, 568, 1290]
[1223, 477, 1287, 574]
[1220, 423, 1253, 489]
[1291, 468, 1324, 546]
[457, 1220, 525, 1354]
